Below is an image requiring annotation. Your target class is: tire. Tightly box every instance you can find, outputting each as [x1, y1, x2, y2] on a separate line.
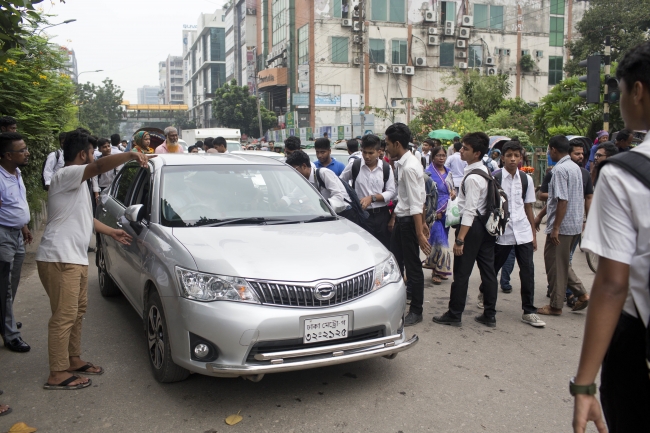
[586, 251, 599, 273]
[97, 241, 121, 297]
[145, 291, 190, 383]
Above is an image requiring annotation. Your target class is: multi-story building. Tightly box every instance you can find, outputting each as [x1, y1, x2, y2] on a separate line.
[225, 0, 259, 93]
[182, 24, 198, 107]
[159, 55, 185, 105]
[137, 85, 162, 104]
[183, 10, 227, 128]
[61, 47, 78, 83]
[256, 0, 589, 137]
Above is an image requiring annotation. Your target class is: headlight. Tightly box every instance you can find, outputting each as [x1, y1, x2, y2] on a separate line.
[373, 256, 401, 290]
[175, 267, 260, 303]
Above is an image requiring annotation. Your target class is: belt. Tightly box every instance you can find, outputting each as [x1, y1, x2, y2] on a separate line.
[395, 215, 413, 223]
[0, 224, 22, 232]
[367, 206, 389, 214]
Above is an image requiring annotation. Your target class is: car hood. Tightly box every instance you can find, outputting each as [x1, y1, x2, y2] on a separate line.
[172, 219, 388, 281]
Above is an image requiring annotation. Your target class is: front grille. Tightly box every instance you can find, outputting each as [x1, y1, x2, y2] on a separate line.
[246, 326, 385, 362]
[247, 269, 375, 307]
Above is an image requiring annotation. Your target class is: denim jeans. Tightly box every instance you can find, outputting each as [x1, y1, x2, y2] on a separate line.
[499, 248, 516, 289]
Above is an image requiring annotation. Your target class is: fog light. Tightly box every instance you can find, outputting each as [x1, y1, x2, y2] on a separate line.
[194, 343, 210, 359]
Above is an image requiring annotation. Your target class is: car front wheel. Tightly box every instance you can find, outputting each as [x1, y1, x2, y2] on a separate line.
[145, 291, 189, 383]
[97, 240, 121, 297]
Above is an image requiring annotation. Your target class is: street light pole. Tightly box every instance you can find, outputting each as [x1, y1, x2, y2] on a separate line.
[37, 19, 77, 35]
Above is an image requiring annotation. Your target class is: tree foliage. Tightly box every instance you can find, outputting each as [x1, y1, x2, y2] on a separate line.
[440, 110, 485, 137]
[212, 80, 277, 137]
[0, 0, 46, 62]
[409, 97, 462, 139]
[0, 35, 76, 212]
[444, 69, 512, 119]
[484, 128, 532, 149]
[486, 108, 534, 135]
[77, 79, 124, 138]
[565, 0, 650, 76]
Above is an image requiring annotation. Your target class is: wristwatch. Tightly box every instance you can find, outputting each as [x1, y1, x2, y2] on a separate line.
[455, 239, 465, 246]
[371, 195, 377, 203]
[569, 377, 597, 396]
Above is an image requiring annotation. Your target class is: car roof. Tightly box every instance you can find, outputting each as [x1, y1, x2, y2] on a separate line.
[149, 153, 285, 168]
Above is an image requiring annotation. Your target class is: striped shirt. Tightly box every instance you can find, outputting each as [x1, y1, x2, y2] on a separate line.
[546, 155, 584, 235]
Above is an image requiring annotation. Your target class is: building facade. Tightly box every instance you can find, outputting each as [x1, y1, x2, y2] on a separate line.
[137, 85, 162, 104]
[225, 0, 259, 93]
[159, 55, 185, 105]
[61, 47, 78, 83]
[256, 0, 588, 137]
[183, 10, 228, 128]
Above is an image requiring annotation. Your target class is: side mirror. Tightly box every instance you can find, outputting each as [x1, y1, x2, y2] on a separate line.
[124, 204, 145, 223]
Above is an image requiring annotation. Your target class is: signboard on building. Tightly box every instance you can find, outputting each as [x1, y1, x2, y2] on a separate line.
[257, 68, 288, 89]
[285, 111, 296, 129]
[315, 95, 340, 107]
[292, 93, 309, 107]
[298, 65, 309, 93]
[352, 113, 375, 126]
[340, 94, 361, 109]
[337, 126, 345, 140]
[246, 48, 257, 95]
[246, 0, 256, 14]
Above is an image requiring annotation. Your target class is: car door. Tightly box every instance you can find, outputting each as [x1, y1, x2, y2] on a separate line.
[97, 163, 141, 299]
[115, 167, 153, 312]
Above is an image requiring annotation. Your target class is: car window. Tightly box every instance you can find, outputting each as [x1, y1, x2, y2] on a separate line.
[112, 163, 140, 206]
[227, 141, 242, 152]
[159, 164, 331, 227]
[130, 169, 152, 218]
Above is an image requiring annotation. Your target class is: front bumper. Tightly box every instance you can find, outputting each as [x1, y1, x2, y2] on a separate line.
[206, 333, 418, 377]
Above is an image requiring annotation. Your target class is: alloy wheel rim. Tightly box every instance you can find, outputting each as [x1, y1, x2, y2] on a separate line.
[98, 247, 106, 288]
[147, 306, 164, 370]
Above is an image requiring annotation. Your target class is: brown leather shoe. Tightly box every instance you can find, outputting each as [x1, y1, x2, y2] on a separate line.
[537, 305, 562, 316]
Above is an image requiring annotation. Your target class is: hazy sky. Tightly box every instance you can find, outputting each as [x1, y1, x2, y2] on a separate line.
[43, 0, 225, 103]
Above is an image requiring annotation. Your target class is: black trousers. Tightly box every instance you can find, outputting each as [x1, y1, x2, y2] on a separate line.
[479, 243, 536, 314]
[390, 218, 424, 315]
[448, 219, 497, 319]
[600, 312, 650, 432]
[366, 207, 391, 249]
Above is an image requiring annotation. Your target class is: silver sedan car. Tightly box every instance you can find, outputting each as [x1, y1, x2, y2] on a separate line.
[95, 154, 417, 383]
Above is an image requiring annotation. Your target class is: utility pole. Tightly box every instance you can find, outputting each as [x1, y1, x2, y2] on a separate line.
[357, 0, 365, 137]
[603, 36, 611, 132]
[257, 97, 264, 139]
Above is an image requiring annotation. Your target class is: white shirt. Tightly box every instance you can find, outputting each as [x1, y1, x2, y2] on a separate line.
[497, 170, 536, 245]
[393, 151, 426, 217]
[339, 159, 396, 208]
[92, 155, 123, 191]
[458, 161, 489, 227]
[445, 152, 467, 187]
[111, 146, 123, 155]
[42, 149, 65, 186]
[422, 151, 431, 167]
[347, 151, 362, 164]
[36, 165, 94, 266]
[582, 139, 650, 326]
[309, 163, 350, 213]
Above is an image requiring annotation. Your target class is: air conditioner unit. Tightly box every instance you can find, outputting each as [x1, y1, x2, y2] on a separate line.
[457, 51, 467, 59]
[353, 56, 361, 65]
[428, 27, 438, 35]
[415, 57, 426, 67]
[392, 66, 403, 74]
[458, 62, 468, 69]
[404, 66, 415, 75]
[428, 35, 440, 45]
[445, 25, 455, 36]
[462, 15, 474, 27]
[521, 49, 530, 56]
[535, 50, 544, 58]
[474, 68, 483, 75]
[445, 20, 454, 29]
[376, 64, 387, 73]
[485, 56, 495, 65]
[424, 10, 436, 22]
[456, 40, 466, 49]
[352, 9, 360, 18]
[342, 18, 352, 27]
[459, 28, 470, 39]
[353, 21, 362, 31]
[487, 67, 497, 75]
[353, 35, 362, 44]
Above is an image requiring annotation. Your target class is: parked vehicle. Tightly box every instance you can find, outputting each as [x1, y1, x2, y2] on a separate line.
[95, 154, 417, 383]
[181, 128, 242, 152]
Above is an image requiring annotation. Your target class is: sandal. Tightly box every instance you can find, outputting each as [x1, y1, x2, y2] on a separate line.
[438, 275, 448, 280]
[421, 260, 433, 269]
[432, 275, 442, 285]
[0, 404, 11, 417]
[67, 362, 104, 375]
[43, 375, 92, 390]
[537, 305, 562, 316]
[572, 297, 589, 312]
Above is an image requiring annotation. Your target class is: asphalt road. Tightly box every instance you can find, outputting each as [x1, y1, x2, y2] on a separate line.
[0, 229, 599, 433]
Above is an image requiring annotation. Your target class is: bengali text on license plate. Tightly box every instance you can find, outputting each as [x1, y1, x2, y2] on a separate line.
[303, 314, 349, 344]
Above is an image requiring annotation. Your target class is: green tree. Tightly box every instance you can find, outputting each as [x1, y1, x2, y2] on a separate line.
[0, 35, 76, 212]
[0, 0, 45, 62]
[408, 97, 462, 138]
[440, 109, 485, 137]
[444, 69, 512, 119]
[486, 108, 535, 136]
[565, 0, 650, 76]
[77, 78, 124, 137]
[212, 80, 276, 137]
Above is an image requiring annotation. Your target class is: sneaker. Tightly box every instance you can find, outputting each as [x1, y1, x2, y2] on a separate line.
[404, 312, 422, 327]
[474, 314, 496, 328]
[432, 311, 462, 327]
[522, 313, 546, 328]
[477, 293, 484, 309]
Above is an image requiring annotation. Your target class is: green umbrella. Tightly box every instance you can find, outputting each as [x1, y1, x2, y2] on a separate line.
[428, 129, 459, 140]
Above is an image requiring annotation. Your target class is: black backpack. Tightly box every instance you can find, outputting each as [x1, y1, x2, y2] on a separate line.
[315, 168, 369, 228]
[350, 158, 391, 191]
[598, 151, 650, 375]
[493, 169, 529, 202]
[41, 149, 61, 190]
[461, 169, 510, 236]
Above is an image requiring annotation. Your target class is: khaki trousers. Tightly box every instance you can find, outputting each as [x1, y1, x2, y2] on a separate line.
[37, 261, 88, 372]
[544, 234, 587, 309]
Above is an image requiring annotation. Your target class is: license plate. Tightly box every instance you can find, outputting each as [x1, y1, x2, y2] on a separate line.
[303, 314, 349, 344]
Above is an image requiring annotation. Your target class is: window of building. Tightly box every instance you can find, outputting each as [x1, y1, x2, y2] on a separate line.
[210, 28, 226, 62]
[211, 64, 227, 92]
[548, 56, 563, 85]
[371, 0, 405, 22]
[474, 4, 503, 29]
[391, 39, 407, 64]
[441, 1, 456, 24]
[550, 0, 565, 15]
[440, 42, 454, 67]
[369, 38, 385, 63]
[550, 17, 564, 47]
[333, 0, 350, 18]
[468, 45, 483, 67]
[332, 36, 349, 63]
[298, 24, 309, 65]
[272, 0, 288, 46]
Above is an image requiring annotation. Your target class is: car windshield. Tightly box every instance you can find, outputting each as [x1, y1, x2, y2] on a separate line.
[227, 141, 242, 152]
[159, 164, 333, 227]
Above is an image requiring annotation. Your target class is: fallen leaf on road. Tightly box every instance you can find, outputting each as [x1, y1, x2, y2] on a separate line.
[8, 422, 37, 433]
[225, 410, 243, 426]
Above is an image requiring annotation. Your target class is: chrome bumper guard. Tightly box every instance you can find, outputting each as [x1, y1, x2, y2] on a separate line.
[206, 333, 418, 377]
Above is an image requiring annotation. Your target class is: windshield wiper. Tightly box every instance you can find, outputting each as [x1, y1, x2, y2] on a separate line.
[199, 217, 291, 227]
[303, 215, 338, 223]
